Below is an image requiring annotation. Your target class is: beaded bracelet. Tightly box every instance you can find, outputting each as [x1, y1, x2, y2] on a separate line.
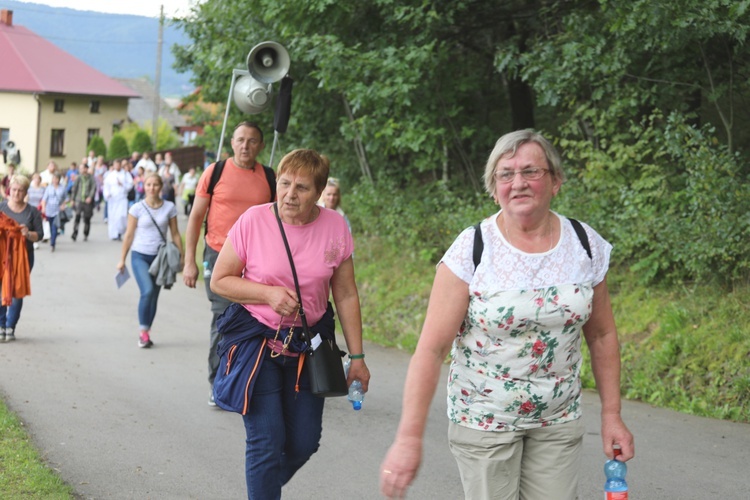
[348, 353, 365, 360]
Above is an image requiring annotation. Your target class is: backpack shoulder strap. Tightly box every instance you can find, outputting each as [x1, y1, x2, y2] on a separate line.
[472, 222, 483, 270]
[567, 217, 592, 259]
[261, 165, 276, 202]
[471, 216, 592, 274]
[207, 159, 226, 196]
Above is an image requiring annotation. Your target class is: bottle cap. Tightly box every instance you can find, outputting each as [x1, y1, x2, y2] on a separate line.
[352, 401, 362, 411]
[613, 446, 622, 458]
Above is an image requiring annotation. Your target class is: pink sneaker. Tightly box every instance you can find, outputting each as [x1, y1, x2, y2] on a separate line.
[138, 331, 153, 348]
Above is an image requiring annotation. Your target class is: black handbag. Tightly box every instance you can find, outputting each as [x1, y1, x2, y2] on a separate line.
[273, 203, 348, 397]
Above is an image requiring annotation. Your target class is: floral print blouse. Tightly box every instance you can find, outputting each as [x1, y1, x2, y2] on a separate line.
[440, 212, 611, 432]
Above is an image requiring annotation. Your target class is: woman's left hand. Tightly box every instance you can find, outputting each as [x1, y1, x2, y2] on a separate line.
[346, 358, 371, 392]
[19, 224, 29, 239]
[266, 286, 300, 317]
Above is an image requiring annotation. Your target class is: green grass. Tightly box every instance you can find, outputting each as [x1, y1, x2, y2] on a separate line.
[0, 401, 75, 498]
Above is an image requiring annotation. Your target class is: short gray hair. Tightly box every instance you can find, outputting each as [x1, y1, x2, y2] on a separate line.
[482, 130, 565, 195]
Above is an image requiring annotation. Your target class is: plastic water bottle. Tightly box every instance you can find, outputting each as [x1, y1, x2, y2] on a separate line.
[604, 447, 628, 499]
[203, 261, 211, 279]
[344, 359, 364, 411]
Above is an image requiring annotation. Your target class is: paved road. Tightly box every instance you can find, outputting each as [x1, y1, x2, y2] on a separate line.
[1, 216, 749, 499]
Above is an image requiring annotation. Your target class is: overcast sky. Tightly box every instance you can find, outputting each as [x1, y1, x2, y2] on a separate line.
[17, 0, 199, 18]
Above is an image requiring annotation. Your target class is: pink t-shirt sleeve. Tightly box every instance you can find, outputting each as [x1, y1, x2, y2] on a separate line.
[228, 205, 353, 329]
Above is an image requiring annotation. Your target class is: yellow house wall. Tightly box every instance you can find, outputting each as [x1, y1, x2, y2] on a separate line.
[0, 92, 40, 175]
[38, 94, 129, 172]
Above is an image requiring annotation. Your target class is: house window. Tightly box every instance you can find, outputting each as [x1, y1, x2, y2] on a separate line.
[90, 100, 100, 113]
[51, 129, 65, 156]
[87, 128, 100, 145]
[1, 128, 9, 150]
[54, 99, 65, 113]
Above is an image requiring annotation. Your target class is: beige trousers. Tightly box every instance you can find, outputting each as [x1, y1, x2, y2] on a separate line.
[448, 418, 585, 500]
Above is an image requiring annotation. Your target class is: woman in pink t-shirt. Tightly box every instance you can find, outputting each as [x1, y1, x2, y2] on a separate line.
[211, 149, 370, 499]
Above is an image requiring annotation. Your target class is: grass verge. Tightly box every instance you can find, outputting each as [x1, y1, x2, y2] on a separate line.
[0, 399, 75, 498]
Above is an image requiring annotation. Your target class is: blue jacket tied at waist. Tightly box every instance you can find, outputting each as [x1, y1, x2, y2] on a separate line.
[213, 302, 336, 414]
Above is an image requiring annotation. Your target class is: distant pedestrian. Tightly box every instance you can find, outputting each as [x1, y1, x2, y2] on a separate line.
[103, 159, 133, 241]
[178, 167, 198, 216]
[2, 162, 16, 197]
[117, 173, 183, 348]
[319, 177, 351, 232]
[26, 173, 44, 210]
[70, 162, 96, 242]
[94, 156, 107, 212]
[40, 173, 67, 252]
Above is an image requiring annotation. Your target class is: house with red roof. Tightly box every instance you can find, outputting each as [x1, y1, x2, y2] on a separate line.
[0, 9, 140, 173]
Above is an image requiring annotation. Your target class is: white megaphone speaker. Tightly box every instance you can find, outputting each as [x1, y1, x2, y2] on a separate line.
[233, 75, 272, 114]
[246, 41, 290, 84]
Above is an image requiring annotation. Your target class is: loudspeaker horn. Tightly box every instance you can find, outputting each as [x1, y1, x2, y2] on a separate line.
[233, 75, 272, 114]
[246, 41, 290, 84]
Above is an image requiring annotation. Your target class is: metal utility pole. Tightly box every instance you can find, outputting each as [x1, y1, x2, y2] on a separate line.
[152, 5, 164, 151]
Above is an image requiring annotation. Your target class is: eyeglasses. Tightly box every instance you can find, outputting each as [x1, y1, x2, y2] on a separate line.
[494, 168, 549, 183]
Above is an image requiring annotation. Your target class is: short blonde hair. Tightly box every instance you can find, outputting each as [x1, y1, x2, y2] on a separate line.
[10, 174, 30, 191]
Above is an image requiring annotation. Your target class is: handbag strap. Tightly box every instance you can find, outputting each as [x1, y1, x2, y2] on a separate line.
[273, 202, 309, 344]
[142, 201, 167, 243]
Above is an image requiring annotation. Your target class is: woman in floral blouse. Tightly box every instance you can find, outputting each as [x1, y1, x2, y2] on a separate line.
[381, 130, 634, 500]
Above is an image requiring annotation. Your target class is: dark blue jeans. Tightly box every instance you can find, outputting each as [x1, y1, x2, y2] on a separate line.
[242, 351, 325, 500]
[0, 250, 34, 329]
[48, 215, 58, 247]
[131, 250, 160, 330]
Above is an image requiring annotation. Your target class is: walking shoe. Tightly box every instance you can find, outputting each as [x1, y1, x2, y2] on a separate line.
[5, 328, 15, 342]
[208, 391, 217, 407]
[0, 327, 5, 342]
[71, 232, 77, 242]
[138, 331, 153, 348]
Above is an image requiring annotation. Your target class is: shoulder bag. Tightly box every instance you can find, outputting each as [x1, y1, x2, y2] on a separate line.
[143, 202, 181, 289]
[273, 202, 348, 397]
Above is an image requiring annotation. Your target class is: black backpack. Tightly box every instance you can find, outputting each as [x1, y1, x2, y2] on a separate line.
[472, 217, 592, 270]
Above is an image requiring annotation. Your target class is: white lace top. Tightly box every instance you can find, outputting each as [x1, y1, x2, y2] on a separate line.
[440, 211, 611, 431]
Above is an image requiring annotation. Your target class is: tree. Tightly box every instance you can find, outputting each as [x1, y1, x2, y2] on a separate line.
[107, 133, 130, 160]
[131, 129, 153, 154]
[173, 0, 539, 189]
[87, 135, 107, 158]
[143, 118, 182, 151]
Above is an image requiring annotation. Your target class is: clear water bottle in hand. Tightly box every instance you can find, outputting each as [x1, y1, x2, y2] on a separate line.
[203, 260, 211, 279]
[604, 446, 628, 499]
[344, 359, 364, 411]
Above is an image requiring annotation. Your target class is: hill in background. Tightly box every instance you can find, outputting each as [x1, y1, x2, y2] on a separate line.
[4, 0, 194, 97]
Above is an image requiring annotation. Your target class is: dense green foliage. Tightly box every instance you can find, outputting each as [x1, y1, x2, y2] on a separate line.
[107, 133, 130, 160]
[130, 130, 153, 155]
[86, 135, 107, 158]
